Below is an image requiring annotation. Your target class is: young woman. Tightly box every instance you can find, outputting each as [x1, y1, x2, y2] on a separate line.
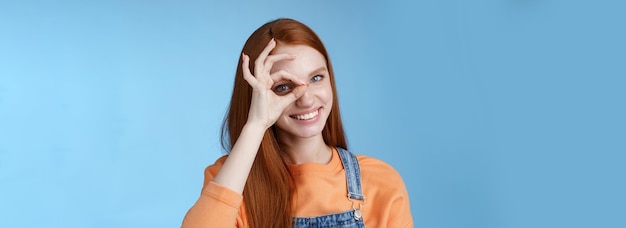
[182, 18, 413, 228]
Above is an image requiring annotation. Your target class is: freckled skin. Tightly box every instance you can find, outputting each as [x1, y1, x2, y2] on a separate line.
[270, 45, 333, 139]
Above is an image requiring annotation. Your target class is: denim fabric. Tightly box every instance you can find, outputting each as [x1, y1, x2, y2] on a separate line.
[292, 148, 366, 228]
[293, 210, 365, 228]
[337, 148, 365, 201]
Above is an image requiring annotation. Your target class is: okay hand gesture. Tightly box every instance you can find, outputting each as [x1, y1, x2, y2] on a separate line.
[242, 39, 308, 129]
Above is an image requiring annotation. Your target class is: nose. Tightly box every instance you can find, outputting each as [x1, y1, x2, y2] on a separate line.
[295, 88, 314, 108]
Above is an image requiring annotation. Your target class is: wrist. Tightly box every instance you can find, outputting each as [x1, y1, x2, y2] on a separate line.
[242, 121, 269, 134]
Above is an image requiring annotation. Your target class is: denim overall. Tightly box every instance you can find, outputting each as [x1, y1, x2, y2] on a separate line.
[292, 148, 366, 228]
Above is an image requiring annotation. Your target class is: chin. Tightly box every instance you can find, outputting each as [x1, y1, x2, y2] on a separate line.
[275, 124, 326, 139]
[294, 130, 324, 138]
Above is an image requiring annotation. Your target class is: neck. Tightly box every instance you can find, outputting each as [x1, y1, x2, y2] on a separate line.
[277, 134, 331, 165]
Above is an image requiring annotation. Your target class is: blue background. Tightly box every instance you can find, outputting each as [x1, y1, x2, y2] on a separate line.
[1, 0, 624, 227]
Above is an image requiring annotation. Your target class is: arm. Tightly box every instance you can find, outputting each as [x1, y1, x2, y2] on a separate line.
[181, 176, 244, 228]
[213, 38, 307, 195]
[181, 39, 307, 228]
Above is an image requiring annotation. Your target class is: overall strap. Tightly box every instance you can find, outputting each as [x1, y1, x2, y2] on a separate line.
[336, 147, 366, 221]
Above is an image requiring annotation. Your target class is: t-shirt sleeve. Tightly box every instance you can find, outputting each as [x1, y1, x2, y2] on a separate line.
[388, 173, 414, 227]
[181, 157, 245, 228]
[358, 155, 414, 227]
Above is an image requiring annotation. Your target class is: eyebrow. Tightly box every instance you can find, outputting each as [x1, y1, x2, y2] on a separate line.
[310, 66, 328, 76]
[271, 66, 329, 83]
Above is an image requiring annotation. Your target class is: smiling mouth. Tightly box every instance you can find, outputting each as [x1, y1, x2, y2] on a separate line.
[290, 109, 319, 120]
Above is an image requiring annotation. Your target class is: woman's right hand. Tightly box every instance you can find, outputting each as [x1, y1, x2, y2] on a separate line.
[241, 39, 308, 129]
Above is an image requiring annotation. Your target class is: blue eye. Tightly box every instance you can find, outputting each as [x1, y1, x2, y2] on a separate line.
[311, 75, 323, 82]
[273, 83, 293, 95]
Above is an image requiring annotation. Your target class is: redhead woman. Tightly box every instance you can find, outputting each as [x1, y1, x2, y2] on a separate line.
[182, 18, 413, 228]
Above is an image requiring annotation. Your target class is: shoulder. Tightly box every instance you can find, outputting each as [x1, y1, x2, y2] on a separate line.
[355, 154, 407, 188]
[354, 153, 414, 227]
[356, 154, 401, 177]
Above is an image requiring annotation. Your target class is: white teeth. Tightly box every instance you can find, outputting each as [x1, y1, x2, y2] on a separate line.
[292, 110, 319, 120]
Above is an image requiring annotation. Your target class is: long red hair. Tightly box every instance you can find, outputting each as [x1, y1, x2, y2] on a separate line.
[220, 18, 347, 227]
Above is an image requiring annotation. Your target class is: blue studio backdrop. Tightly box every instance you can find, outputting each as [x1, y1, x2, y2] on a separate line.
[1, 0, 624, 227]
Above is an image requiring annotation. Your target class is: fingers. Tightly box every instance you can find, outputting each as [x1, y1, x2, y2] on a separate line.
[255, 39, 277, 76]
[245, 39, 297, 88]
[264, 53, 296, 70]
[241, 53, 255, 85]
[274, 83, 308, 110]
[268, 69, 308, 108]
[270, 70, 306, 86]
[290, 84, 309, 100]
[271, 70, 308, 100]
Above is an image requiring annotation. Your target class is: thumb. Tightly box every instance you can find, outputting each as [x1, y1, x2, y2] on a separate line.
[278, 84, 308, 107]
[290, 84, 309, 100]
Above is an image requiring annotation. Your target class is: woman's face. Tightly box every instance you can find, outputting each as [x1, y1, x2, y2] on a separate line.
[270, 44, 333, 139]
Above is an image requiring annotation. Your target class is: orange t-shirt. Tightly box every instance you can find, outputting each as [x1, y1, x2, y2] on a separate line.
[182, 148, 413, 227]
